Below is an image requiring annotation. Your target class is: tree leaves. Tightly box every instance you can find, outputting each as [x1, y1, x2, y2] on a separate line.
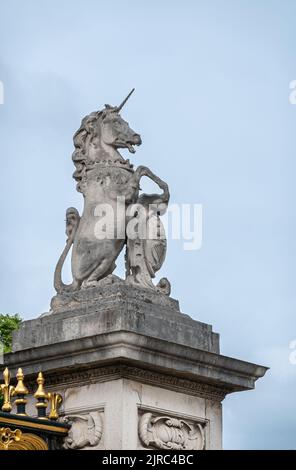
[0, 313, 22, 354]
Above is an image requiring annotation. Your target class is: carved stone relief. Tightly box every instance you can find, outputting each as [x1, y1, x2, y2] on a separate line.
[53, 90, 171, 298]
[138, 412, 205, 450]
[61, 411, 103, 449]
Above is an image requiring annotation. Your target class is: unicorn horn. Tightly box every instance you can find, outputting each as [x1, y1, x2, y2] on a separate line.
[116, 88, 135, 112]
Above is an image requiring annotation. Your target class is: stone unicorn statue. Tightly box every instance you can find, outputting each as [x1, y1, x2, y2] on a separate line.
[54, 89, 170, 295]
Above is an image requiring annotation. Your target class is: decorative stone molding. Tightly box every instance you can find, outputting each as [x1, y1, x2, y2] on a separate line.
[27, 365, 228, 402]
[138, 412, 205, 450]
[61, 411, 103, 449]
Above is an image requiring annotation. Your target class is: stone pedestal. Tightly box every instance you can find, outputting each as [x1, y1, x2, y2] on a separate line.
[5, 280, 267, 450]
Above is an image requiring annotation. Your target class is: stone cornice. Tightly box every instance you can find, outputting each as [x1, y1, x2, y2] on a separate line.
[23, 364, 228, 401]
[4, 330, 268, 399]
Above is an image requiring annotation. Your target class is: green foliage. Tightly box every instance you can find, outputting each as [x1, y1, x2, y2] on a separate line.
[0, 314, 22, 408]
[0, 313, 22, 354]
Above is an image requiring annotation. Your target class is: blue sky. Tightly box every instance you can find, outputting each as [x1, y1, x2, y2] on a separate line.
[0, 0, 295, 449]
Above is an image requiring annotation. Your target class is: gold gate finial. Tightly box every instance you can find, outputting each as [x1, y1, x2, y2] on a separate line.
[34, 372, 48, 419]
[0, 368, 15, 413]
[14, 368, 28, 396]
[47, 392, 63, 421]
[13, 368, 29, 416]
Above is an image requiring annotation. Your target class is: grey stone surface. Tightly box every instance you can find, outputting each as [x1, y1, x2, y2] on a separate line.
[7, 329, 266, 396]
[8, 283, 267, 396]
[6, 282, 267, 450]
[51, 275, 178, 313]
[13, 281, 219, 354]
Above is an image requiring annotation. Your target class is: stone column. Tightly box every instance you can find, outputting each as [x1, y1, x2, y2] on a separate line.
[6, 280, 267, 450]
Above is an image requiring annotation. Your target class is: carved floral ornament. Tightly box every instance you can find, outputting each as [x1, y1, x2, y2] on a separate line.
[61, 411, 103, 449]
[138, 412, 205, 450]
